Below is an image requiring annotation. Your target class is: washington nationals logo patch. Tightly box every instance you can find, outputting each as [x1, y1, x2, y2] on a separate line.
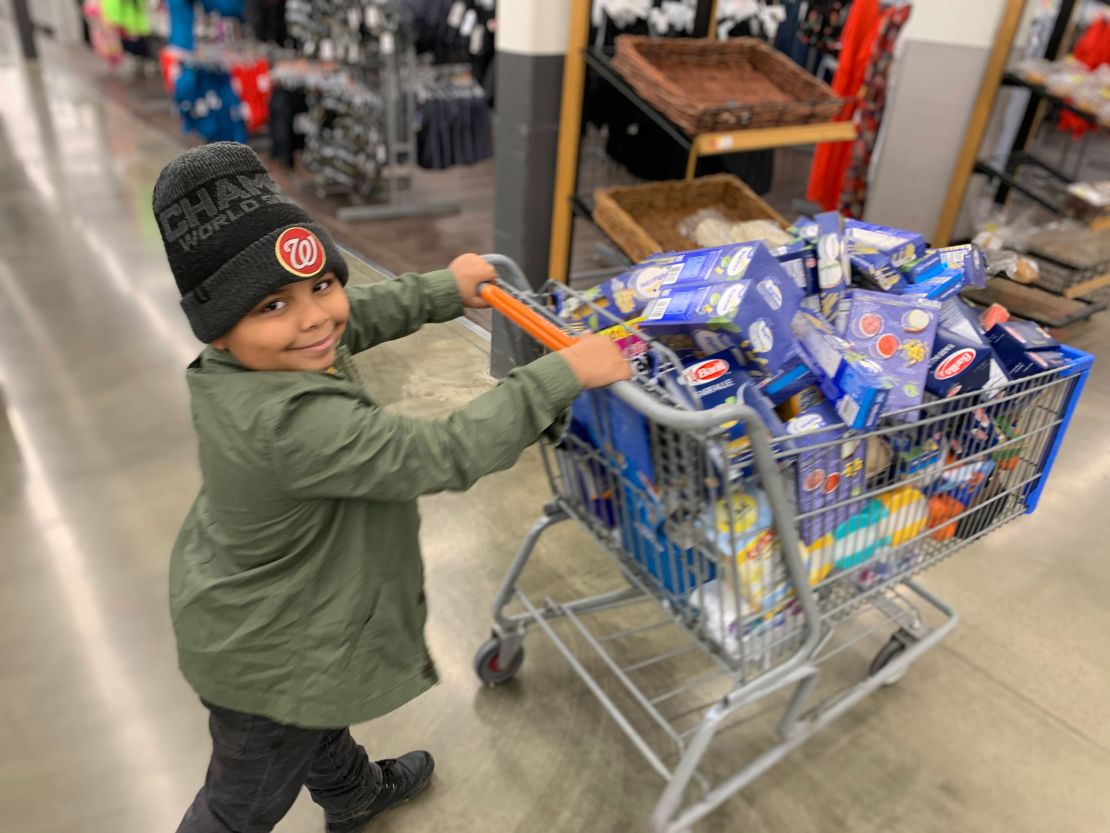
[275, 227, 325, 277]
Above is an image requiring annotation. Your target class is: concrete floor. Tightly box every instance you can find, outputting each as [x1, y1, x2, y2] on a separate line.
[4, 26, 1110, 833]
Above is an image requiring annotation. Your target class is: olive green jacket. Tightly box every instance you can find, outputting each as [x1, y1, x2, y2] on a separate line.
[171, 270, 579, 727]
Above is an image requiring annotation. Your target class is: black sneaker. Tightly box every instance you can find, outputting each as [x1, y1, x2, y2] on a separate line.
[326, 751, 435, 833]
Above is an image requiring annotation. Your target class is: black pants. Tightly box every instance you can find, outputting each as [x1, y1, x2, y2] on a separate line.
[176, 701, 381, 833]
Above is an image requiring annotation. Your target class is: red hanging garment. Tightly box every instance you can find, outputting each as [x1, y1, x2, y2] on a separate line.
[806, 0, 880, 211]
[1059, 16, 1110, 137]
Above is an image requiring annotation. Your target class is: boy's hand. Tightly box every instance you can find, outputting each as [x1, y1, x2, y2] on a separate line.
[560, 334, 632, 390]
[449, 253, 496, 309]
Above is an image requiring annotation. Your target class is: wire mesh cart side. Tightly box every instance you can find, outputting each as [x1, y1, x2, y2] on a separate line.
[472, 255, 1092, 833]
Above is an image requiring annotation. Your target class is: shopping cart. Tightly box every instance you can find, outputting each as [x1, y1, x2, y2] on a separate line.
[472, 255, 1092, 833]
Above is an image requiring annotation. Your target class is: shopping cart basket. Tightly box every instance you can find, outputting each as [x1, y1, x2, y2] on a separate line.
[472, 255, 1092, 833]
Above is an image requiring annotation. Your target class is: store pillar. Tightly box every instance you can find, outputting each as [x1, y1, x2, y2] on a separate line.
[489, 0, 572, 377]
[11, 0, 38, 61]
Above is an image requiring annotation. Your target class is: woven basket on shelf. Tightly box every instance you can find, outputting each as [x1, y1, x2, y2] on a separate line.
[593, 174, 787, 262]
[611, 36, 844, 134]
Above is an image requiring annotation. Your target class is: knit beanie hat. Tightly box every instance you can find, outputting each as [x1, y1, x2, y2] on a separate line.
[152, 142, 349, 342]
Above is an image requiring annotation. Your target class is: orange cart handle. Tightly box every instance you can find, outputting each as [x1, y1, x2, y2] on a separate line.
[480, 283, 578, 352]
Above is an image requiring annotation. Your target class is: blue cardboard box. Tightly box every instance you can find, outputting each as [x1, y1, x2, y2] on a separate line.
[899, 266, 965, 301]
[845, 219, 926, 267]
[900, 251, 944, 283]
[986, 321, 1067, 380]
[933, 244, 987, 289]
[842, 290, 940, 416]
[815, 211, 851, 323]
[926, 328, 994, 398]
[772, 241, 819, 296]
[641, 279, 799, 373]
[791, 309, 894, 430]
[556, 261, 674, 329]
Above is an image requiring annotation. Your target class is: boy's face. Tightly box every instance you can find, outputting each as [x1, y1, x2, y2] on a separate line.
[213, 273, 349, 372]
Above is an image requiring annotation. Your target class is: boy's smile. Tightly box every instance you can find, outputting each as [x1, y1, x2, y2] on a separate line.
[212, 272, 349, 372]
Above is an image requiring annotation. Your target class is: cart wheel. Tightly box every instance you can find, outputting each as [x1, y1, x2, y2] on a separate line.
[869, 629, 915, 685]
[474, 637, 524, 686]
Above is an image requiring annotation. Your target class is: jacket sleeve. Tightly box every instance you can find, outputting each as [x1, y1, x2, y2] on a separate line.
[269, 353, 581, 501]
[341, 270, 463, 354]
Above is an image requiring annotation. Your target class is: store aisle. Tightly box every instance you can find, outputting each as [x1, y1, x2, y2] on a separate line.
[4, 24, 1110, 833]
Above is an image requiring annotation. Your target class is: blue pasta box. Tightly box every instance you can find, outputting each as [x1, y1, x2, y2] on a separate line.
[986, 320, 1068, 379]
[654, 242, 803, 301]
[845, 219, 926, 267]
[789, 215, 818, 240]
[926, 329, 994, 398]
[815, 211, 851, 324]
[780, 400, 866, 548]
[847, 246, 906, 292]
[938, 296, 988, 345]
[900, 251, 944, 283]
[772, 240, 819, 296]
[674, 351, 787, 463]
[841, 290, 940, 417]
[755, 353, 818, 406]
[898, 266, 965, 301]
[933, 243, 987, 288]
[555, 261, 674, 329]
[791, 309, 894, 430]
[641, 279, 799, 373]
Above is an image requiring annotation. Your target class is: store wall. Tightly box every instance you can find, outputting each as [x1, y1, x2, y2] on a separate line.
[863, 0, 1011, 239]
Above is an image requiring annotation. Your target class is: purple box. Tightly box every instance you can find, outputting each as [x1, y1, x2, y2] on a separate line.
[899, 266, 965, 301]
[772, 241, 819, 296]
[555, 261, 673, 329]
[791, 309, 894, 430]
[789, 216, 818, 240]
[847, 244, 906, 292]
[926, 329, 994, 398]
[938, 296, 988, 345]
[900, 251, 944, 283]
[845, 219, 926, 268]
[754, 352, 818, 405]
[842, 290, 941, 416]
[933, 244, 987, 289]
[781, 400, 866, 547]
[815, 211, 851, 325]
[641, 279, 798, 372]
[987, 322, 1068, 380]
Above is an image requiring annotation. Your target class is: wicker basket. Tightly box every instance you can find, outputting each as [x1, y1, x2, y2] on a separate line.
[593, 174, 787, 262]
[611, 36, 843, 134]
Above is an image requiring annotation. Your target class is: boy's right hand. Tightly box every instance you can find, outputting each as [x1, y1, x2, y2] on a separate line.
[560, 334, 632, 390]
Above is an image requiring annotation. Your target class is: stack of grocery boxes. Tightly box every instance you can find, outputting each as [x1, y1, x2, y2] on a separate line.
[553, 215, 1071, 652]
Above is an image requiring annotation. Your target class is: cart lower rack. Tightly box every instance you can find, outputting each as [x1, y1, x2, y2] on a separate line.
[473, 255, 1092, 833]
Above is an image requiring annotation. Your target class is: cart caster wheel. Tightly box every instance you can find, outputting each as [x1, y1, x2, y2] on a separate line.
[474, 637, 524, 686]
[869, 628, 915, 685]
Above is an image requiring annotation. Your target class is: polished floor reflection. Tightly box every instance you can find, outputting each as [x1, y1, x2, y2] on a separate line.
[4, 26, 1110, 833]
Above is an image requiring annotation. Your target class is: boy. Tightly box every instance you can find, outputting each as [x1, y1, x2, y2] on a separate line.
[154, 143, 629, 833]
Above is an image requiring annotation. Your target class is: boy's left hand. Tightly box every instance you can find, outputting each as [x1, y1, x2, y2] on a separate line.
[449, 253, 496, 309]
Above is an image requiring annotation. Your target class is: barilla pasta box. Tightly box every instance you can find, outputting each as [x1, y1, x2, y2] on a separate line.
[791, 309, 894, 430]
[939, 296, 989, 345]
[847, 248, 906, 293]
[900, 251, 944, 283]
[986, 320, 1068, 379]
[772, 240, 819, 296]
[933, 243, 987, 289]
[898, 266, 965, 301]
[655, 241, 803, 298]
[641, 279, 798, 373]
[926, 329, 994, 398]
[845, 219, 926, 268]
[555, 261, 672, 329]
[755, 353, 818, 406]
[781, 400, 865, 547]
[789, 216, 818, 241]
[675, 351, 786, 460]
[815, 211, 851, 323]
[842, 290, 940, 416]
